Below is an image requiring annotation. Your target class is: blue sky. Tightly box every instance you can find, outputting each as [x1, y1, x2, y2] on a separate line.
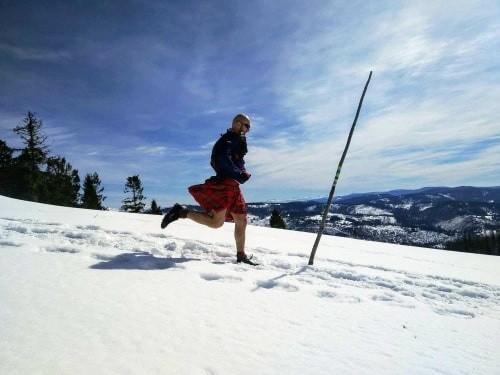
[1, 0, 499, 209]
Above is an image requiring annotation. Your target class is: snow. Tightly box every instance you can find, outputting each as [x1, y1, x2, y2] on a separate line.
[1, 195, 499, 375]
[349, 204, 393, 216]
[419, 204, 433, 211]
[247, 213, 269, 227]
[437, 215, 493, 233]
[439, 193, 456, 201]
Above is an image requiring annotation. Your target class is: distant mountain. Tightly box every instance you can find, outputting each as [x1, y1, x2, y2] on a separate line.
[246, 186, 499, 250]
[307, 187, 449, 203]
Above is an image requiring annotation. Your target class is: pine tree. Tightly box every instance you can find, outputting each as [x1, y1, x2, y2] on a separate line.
[150, 199, 162, 215]
[81, 172, 106, 210]
[270, 208, 286, 229]
[0, 140, 14, 196]
[45, 156, 81, 207]
[12, 112, 50, 201]
[446, 230, 499, 256]
[121, 175, 146, 213]
[0, 139, 13, 168]
[13, 112, 49, 168]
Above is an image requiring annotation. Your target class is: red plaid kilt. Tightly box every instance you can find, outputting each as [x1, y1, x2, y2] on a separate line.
[188, 177, 246, 222]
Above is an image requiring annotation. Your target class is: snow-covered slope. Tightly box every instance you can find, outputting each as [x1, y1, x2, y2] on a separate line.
[1, 195, 499, 374]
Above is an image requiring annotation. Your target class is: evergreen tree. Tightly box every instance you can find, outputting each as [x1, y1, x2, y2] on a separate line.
[121, 175, 146, 213]
[270, 208, 286, 229]
[0, 140, 14, 196]
[12, 112, 50, 201]
[446, 230, 499, 256]
[13, 112, 49, 168]
[81, 172, 106, 210]
[0, 139, 13, 168]
[45, 156, 81, 207]
[150, 199, 162, 215]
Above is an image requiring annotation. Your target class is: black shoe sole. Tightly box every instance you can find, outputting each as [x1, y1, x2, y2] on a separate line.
[237, 255, 258, 266]
[161, 204, 182, 229]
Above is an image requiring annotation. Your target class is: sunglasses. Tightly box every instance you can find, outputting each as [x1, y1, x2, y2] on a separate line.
[240, 122, 250, 131]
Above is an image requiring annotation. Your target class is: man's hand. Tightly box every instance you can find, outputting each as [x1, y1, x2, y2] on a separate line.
[238, 171, 251, 184]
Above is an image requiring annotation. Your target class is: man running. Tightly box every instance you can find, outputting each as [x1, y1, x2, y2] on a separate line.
[161, 114, 255, 265]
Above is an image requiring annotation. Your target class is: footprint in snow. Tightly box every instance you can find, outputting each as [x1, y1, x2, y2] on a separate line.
[200, 273, 243, 283]
[435, 307, 475, 319]
[76, 225, 101, 231]
[317, 290, 362, 304]
[255, 279, 299, 292]
[0, 240, 22, 247]
[5, 225, 28, 234]
[43, 246, 80, 254]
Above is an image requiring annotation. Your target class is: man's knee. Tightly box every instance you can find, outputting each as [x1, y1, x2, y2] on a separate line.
[210, 210, 226, 228]
[232, 213, 247, 227]
[211, 218, 225, 229]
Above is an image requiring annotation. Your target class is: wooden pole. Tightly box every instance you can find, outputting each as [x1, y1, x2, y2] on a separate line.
[308, 71, 373, 265]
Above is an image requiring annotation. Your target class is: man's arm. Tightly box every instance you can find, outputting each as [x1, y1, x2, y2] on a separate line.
[214, 137, 250, 183]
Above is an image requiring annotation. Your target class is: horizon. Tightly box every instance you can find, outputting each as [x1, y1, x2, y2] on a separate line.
[4, 184, 497, 211]
[1, 1, 499, 209]
[233, 184, 500, 205]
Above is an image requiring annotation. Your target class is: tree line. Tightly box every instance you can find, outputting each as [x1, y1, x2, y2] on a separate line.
[0, 112, 161, 213]
[445, 230, 499, 256]
[1, 112, 293, 221]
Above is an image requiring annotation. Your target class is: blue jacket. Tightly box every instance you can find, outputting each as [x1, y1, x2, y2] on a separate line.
[210, 130, 249, 183]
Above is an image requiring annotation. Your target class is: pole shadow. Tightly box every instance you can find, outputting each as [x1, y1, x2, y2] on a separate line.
[251, 265, 309, 292]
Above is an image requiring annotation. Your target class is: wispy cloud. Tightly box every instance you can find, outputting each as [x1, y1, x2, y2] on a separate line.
[0, 0, 498, 207]
[242, 1, 500, 198]
[134, 146, 168, 156]
[0, 43, 71, 62]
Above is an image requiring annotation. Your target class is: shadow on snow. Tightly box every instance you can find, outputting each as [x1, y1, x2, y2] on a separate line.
[90, 251, 199, 270]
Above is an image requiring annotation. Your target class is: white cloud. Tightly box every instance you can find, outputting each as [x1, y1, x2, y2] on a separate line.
[1, 0, 499, 206]
[242, 1, 500, 198]
[0, 43, 71, 62]
[134, 145, 168, 156]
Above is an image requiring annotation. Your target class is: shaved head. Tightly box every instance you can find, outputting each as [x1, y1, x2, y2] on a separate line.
[232, 113, 251, 125]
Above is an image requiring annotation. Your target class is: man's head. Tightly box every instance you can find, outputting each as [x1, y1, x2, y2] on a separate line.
[231, 113, 251, 134]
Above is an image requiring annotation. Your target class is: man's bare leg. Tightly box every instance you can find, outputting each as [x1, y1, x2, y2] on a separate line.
[186, 209, 226, 229]
[231, 213, 247, 254]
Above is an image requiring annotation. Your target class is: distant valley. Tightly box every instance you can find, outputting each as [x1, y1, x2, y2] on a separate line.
[245, 186, 499, 250]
